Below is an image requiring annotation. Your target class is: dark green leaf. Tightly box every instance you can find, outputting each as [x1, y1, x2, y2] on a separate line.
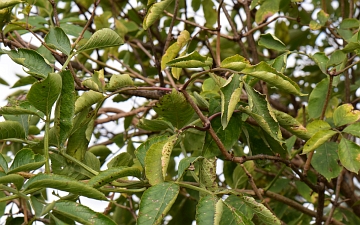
[308, 77, 329, 119]
[258, 33, 286, 51]
[255, 0, 280, 24]
[196, 195, 223, 225]
[45, 27, 71, 55]
[0, 121, 25, 139]
[312, 142, 341, 181]
[177, 156, 203, 178]
[241, 196, 281, 225]
[137, 118, 174, 131]
[0, 154, 8, 174]
[0, 174, 24, 190]
[107, 152, 133, 168]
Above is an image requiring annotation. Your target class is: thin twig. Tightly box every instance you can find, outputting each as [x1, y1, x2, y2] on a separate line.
[163, 0, 179, 54]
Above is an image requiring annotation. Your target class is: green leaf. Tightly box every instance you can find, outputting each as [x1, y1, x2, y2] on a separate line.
[244, 83, 282, 141]
[220, 74, 242, 129]
[53, 201, 116, 225]
[177, 156, 203, 178]
[166, 51, 213, 68]
[143, 0, 174, 30]
[200, 158, 218, 191]
[6, 49, 53, 78]
[87, 166, 141, 188]
[161, 30, 190, 71]
[303, 130, 337, 154]
[27, 73, 62, 115]
[74, 90, 104, 114]
[154, 89, 194, 128]
[273, 110, 311, 140]
[135, 135, 169, 168]
[340, 18, 360, 29]
[333, 104, 360, 127]
[137, 118, 174, 132]
[327, 50, 346, 68]
[0, 154, 8, 174]
[308, 77, 329, 119]
[255, 0, 281, 24]
[221, 198, 254, 225]
[82, 70, 106, 92]
[77, 28, 124, 53]
[145, 139, 167, 185]
[343, 122, 360, 137]
[311, 52, 329, 74]
[54, 71, 75, 147]
[258, 33, 286, 51]
[196, 195, 223, 225]
[0, 106, 40, 117]
[241, 195, 281, 225]
[312, 142, 341, 181]
[161, 135, 177, 180]
[138, 182, 179, 225]
[107, 74, 134, 90]
[220, 54, 250, 71]
[242, 62, 305, 96]
[9, 148, 45, 174]
[0, 0, 23, 9]
[0, 121, 25, 139]
[306, 120, 331, 136]
[339, 138, 360, 173]
[107, 152, 133, 168]
[23, 174, 107, 200]
[45, 27, 71, 55]
[0, 174, 24, 190]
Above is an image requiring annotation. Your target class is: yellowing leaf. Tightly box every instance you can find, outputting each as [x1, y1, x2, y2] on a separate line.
[143, 0, 174, 30]
[333, 104, 360, 127]
[161, 30, 190, 71]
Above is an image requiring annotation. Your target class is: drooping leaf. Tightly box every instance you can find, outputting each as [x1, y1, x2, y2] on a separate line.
[196, 195, 223, 225]
[74, 90, 104, 114]
[87, 166, 141, 188]
[312, 142, 341, 181]
[135, 135, 169, 167]
[303, 130, 337, 154]
[220, 54, 250, 71]
[137, 182, 179, 225]
[166, 51, 213, 68]
[0, 121, 25, 139]
[308, 77, 329, 119]
[310, 52, 329, 74]
[255, 0, 281, 24]
[77, 28, 123, 53]
[241, 196, 281, 225]
[161, 135, 177, 180]
[333, 104, 360, 127]
[0, 174, 24, 190]
[242, 62, 305, 96]
[27, 73, 62, 115]
[154, 89, 195, 128]
[82, 70, 106, 92]
[6, 49, 53, 78]
[161, 30, 190, 71]
[23, 174, 107, 200]
[107, 74, 134, 90]
[145, 139, 167, 185]
[137, 118, 174, 132]
[143, 0, 174, 30]
[273, 110, 311, 140]
[45, 27, 71, 55]
[9, 148, 45, 174]
[52, 201, 116, 225]
[338, 138, 360, 173]
[107, 152, 133, 168]
[258, 33, 286, 51]
[54, 70, 75, 147]
[220, 74, 242, 129]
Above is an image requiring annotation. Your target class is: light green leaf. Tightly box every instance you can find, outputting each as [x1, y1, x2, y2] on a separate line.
[27, 73, 62, 115]
[6, 49, 53, 78]
[9, 148, 45, 174]
[135, 135, 169, 168]
[145, 139, 167, 185]
[333, 104, 360, 127]
[23, 174, 107, 200]
[312, 142, 341, 181]
[0, 106, 40, 117]
[221, 198, 254, 225]
[77, 28, 123, 53]
[53, 201, 116, 225]
[0, 154, 8, 174]
[107, 74, 134, 91]
[87, 166, 141, 188]
[220, 74, 242, 129]
[74, 90, 104, 114]
[241, 196, 281, 225]
[107, 152, 133, 168]
[196, 195, 223, 225]
[45, 27, 71, 55]
[220, 54, 250, 71]
[306, 120, 331, 136]
[54, 70, 75, 147]
[143, 0, 174, 30]
[242, 62, 305, 96]
[308, 77, 329, 119]
[258, 33, 286, 51]
[0, 174, 24, 190]
[244, 83, 282, 141]
[137, 118, 174, 132]
[154, 89, 194, 128]
[82, 69, 106, 92]
[0, 0, 23, 9]
[166, 51, 213, 68]
[303, 130, 337, 154]
[317, 9, 329, 25]
[0, 121, 25, 139]
[177, 156, 203, 178]
[343, 122, 360, 137]
[311, 52, 328, 74]
[161, 30, 190, 71]
[339, 138, 360, 173]
[340, 18, 360, 29]
[255, 0, 280, 24]
[137, 182, 179, 225]
[161, 135, 177, 180]
[202, 0, 217, 28]
[273, 110, 311, 140]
